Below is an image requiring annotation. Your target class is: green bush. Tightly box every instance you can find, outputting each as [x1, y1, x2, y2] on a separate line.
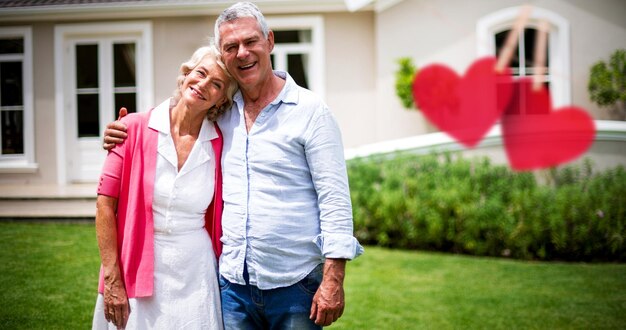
[395, 57, 418, 109]
[588, 48, 626, 120]
[348, 153, 626, 261]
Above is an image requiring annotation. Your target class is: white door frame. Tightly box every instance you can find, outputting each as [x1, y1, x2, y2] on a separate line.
[54, 21, 153, 184]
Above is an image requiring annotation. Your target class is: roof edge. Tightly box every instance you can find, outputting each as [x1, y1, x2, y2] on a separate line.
[0, 1, 374, 22]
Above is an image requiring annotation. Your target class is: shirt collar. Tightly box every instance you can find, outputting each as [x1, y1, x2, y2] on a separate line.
[148, 97, 218, 142]
[148, 98, 171, 134]
[233, 70, 299, 112]
[198, 117, 218, 142]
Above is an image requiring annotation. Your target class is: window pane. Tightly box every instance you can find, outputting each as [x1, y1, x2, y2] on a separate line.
[1, 62, 23, 106]
[524, 28, 549, 71]
[524, 28, 536, 68]
[114, 43, 136, 87]
[115, 93, 136, 115]
[77, 94, 99, 137]
[0, 38, 24, 54]
[273, 30, 311, 44]
[287, 54, 308, 89]
[495, 30, 519, 71]
[76, 44, 99, 89]
[1, 110, 23, 154]
[523, 29, 549, 76]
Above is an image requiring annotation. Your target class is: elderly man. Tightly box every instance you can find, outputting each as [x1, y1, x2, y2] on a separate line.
[104, 2, 362, 329]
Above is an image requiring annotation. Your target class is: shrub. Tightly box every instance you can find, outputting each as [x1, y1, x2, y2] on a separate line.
[394, 57, 418, 109]
[588, 48, 626, 119]
[348, 152, 626, 261]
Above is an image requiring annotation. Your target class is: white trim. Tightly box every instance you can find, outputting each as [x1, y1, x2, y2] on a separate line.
[266, 15, 326, 99]
[345, 120, 626, 160]
[0, 26, 35, 172]
[0, 54, 24, 61]
[476, 6, 571, 107]
[0, 160, 38, 173]
[54, 21, 153, 184]
[374, 0, 405, 12]
[344, 0, 374, 12]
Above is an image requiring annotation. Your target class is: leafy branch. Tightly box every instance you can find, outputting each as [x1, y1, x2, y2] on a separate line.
[395, 57, 419, 110]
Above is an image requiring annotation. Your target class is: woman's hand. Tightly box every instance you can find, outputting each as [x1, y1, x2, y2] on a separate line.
[103, 270, 130, 329]
[95, 195, 128, 328]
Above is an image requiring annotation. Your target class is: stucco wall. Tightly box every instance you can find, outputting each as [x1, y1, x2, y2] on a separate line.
[150, 12, 378, 150]
[552, 0, 626, 120]
[375, 0, 626, 142]
[152, 16, 216, 104]
[1, 0, 624, 185]
[31, 23, 58, 184]
[0, 22, 57, 184]
[151, 12, 379, 149]
[324, 11, 377, 148]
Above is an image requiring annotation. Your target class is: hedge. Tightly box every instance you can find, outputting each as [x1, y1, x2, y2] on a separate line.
[347, 153, 626, 261]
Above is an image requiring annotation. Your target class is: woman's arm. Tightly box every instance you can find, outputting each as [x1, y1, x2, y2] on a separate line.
[95, 195, 129, 329]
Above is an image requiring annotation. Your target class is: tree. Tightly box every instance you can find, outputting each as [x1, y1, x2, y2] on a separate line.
[588, 49, 626, 119]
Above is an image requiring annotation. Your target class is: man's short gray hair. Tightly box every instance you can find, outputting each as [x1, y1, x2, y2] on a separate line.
[214, 1, 270, 49]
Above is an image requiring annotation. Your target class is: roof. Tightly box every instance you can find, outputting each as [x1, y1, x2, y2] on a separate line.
[0, 0, 220, 8]
[0, 0, 377, 21]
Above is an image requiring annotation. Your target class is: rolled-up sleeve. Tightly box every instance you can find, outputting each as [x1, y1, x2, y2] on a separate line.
[97, 146, 124, 198]
[305, 109, 364, 260]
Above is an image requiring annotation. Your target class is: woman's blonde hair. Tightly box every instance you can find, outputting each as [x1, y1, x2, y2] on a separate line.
[172, 45, 238, 121]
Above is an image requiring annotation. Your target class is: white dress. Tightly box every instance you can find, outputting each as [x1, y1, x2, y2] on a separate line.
[93, 101, 223, 329]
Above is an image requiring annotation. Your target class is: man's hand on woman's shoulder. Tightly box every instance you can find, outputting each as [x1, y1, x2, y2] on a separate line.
[103, 107, 129, 150]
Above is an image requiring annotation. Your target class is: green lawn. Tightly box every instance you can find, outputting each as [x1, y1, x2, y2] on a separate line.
[1, 222, 625, 329]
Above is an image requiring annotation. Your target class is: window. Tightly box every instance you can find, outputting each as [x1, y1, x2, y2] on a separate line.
[74, 41, 138, 138]
[271, 29, 312, 89]
[0, 27, 34, 172]
[267, 16, 325, 98]
[477, 7, 570, 112]
[495, 27, 550, 115]
[55, 22, 152, 183]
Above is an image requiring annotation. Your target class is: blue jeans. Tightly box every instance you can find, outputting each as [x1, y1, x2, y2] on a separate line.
[219, 264, 323, 330]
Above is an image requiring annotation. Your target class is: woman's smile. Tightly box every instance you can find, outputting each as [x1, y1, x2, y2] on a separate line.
[188, 86, 206, 100]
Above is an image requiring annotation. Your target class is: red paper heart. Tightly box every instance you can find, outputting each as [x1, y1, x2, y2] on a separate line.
[502, 78, 596, 171]
[412, 57, 513, 147]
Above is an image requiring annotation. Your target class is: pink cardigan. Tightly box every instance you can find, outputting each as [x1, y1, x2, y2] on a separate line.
[97, 109, 223, 298]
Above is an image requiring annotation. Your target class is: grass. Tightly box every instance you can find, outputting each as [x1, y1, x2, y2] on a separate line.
[0, 222, 100, 329]
[333, 248, 626, 329]
[1, 222, 625, 329]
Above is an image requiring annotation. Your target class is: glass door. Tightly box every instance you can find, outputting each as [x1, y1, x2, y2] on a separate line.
[68, 38, 138, 182]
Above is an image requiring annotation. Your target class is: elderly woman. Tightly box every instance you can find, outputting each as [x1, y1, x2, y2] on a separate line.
[92, 45, 237, 329]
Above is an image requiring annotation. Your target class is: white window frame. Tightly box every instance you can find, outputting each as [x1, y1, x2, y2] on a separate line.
[476, 6, 571, 108]
[54, 21, 153, 184]
[266, 16, 325, 99]
[0, 26, 36, 173]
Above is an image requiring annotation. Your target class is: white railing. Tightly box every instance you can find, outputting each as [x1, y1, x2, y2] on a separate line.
[344, 120, 626, 160]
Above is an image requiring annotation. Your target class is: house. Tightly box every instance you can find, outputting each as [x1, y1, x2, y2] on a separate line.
[0, 0, 624, 187]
